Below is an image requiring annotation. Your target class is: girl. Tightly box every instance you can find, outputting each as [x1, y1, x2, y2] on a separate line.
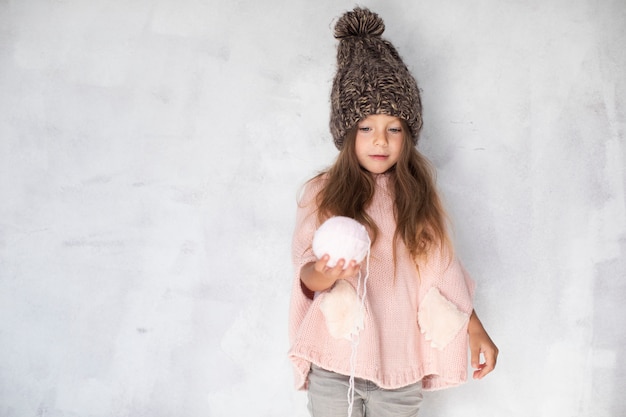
[289, 7, 498, 417]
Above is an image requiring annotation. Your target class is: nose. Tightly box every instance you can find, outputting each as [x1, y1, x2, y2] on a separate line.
[374, 131, 388, 147]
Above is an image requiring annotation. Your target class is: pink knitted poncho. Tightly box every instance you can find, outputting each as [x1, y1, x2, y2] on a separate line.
[288, 173, 475, 391]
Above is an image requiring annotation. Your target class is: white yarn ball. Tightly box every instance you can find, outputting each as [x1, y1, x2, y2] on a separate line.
[312, 216, 370, 269]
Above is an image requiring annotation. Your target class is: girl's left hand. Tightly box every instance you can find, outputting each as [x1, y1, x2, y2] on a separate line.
[468, 310, 499, 380]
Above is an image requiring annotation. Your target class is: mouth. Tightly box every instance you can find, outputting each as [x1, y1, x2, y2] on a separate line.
[370, 155, 389, 161]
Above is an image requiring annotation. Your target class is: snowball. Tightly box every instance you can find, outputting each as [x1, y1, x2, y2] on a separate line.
[312, 216, 370, 269]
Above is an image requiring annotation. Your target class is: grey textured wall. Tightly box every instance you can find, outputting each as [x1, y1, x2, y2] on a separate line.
[1, 1, 624, 416]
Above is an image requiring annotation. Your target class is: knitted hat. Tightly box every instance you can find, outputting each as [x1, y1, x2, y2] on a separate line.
[330, 8, 423, 150]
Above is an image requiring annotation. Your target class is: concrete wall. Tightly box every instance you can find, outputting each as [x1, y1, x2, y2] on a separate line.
[1, 1, 624, 416]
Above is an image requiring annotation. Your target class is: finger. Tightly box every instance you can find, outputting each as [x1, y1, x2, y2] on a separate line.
[330, 258, 346, 274]
[340, 260, 361, 278]
[470, 343, 481, 370]
[474, 348, 497, 379]
[315, 254, 330, 272]
[481, 347, 498, 375]
[472, 363, 486, 379]
[343, 259, 358, 272]
[475, 360, 495, 379]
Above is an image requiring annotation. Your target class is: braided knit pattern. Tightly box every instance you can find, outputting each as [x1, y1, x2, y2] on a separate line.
[330, 8, 423, 149]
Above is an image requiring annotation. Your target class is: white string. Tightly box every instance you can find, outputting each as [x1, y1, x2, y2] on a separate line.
[346, 235, 371, 417]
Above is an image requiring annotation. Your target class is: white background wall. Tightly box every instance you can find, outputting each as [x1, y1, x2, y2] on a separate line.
[1, 1, 624, 416]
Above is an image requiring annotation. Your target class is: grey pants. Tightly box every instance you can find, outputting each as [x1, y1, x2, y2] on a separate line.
[307, 365, 423, 417]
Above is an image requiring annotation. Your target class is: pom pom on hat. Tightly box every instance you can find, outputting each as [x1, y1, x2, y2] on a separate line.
[329, 7, 423, 150]
[334, 7, 385, 38]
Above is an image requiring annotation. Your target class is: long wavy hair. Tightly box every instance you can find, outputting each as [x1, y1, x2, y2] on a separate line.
[312, 120, 451, 262]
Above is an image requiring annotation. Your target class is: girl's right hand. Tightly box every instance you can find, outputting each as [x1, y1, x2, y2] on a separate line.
[315, 254, 361, 280]
[300, 255, 361, 292]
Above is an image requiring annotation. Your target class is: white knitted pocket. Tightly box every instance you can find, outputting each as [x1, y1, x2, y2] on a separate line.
[418, 287, 469, 350]
[319, 280, 364, 340]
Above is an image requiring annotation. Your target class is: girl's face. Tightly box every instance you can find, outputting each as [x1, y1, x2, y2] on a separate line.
[354, 114, 404, 174]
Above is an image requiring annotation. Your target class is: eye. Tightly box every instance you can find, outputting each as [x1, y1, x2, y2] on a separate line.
[388, 127, 402, 133]
[358, 126, 372, 132]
